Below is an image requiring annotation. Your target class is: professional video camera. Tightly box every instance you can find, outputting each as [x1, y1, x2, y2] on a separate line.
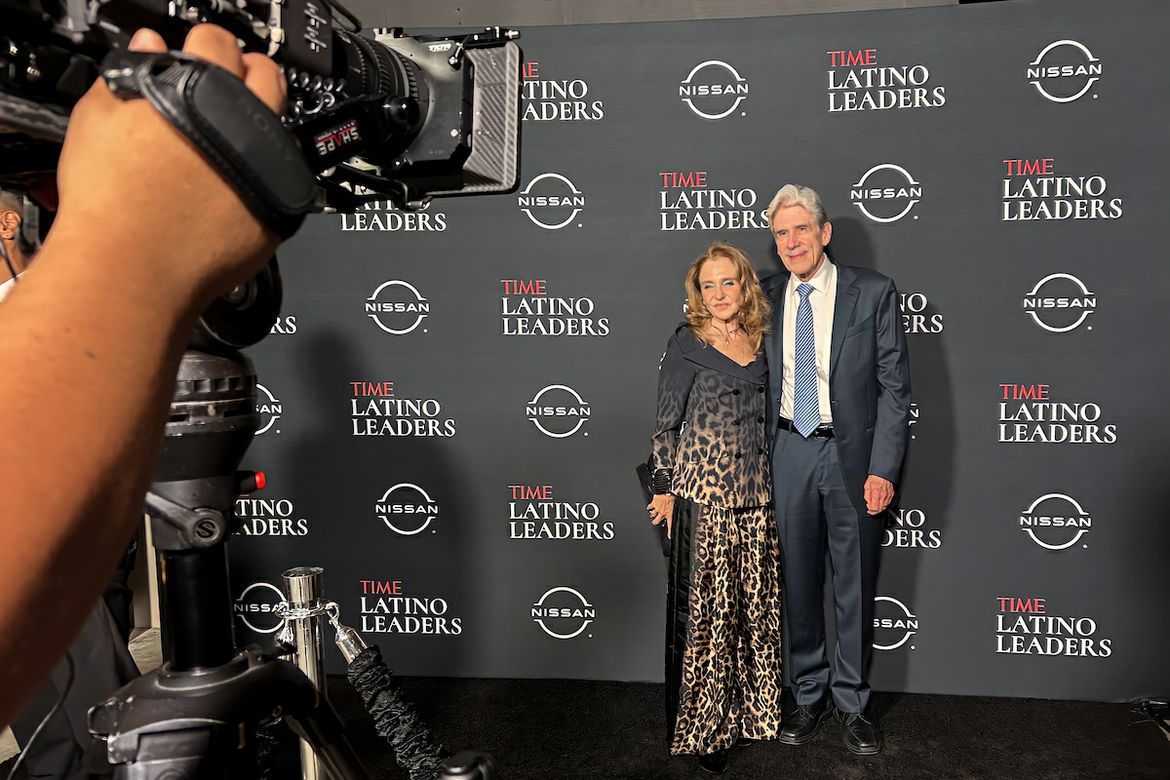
[0, 0, 521, 212]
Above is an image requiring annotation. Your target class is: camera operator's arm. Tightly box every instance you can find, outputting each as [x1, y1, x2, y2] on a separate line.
[0, 25, 285, 727]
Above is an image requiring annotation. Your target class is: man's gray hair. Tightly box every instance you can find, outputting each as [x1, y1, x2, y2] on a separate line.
[766, 184, 827, 227]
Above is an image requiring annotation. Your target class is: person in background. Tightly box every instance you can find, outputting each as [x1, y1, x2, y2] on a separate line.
[0, 190, 34, 299]
[647, 242, 782, 775]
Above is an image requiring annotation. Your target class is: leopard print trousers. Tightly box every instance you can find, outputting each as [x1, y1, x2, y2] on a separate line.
[670, 503, 783, 755]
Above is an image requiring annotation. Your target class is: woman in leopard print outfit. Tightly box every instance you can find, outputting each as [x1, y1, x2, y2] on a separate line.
[647, 242, 783, 774]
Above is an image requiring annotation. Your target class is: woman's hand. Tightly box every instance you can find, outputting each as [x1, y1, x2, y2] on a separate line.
[647, 494, 675, 538]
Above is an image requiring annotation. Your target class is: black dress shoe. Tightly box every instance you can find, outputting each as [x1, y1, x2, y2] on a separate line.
[778, 704, 826, 745]
[697, 749, 729, 774]
[734, 736, 757, 749]
[838, 711, 882, 755]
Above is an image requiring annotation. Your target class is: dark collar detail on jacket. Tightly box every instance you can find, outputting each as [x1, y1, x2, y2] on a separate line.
[674, 325, 768, 384]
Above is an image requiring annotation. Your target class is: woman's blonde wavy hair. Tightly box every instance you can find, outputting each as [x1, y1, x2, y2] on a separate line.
[684, 242, 772, 353]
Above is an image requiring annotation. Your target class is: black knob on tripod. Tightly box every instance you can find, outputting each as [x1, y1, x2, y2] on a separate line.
[191, 257, 283, 351]
[440, 751, 496, 779]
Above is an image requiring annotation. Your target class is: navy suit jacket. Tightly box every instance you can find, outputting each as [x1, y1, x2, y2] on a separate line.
[763, 264, 911, 514]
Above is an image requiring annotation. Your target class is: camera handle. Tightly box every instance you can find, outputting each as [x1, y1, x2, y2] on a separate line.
[102, 49, 319, 239]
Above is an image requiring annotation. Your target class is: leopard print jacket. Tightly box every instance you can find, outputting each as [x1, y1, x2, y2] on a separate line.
[651, 325, 771, 508]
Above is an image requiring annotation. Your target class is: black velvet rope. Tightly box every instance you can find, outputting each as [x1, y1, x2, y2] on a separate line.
[347, 645, 447, 780]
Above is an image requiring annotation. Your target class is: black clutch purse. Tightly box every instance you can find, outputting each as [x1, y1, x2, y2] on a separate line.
[636, 459, 671, 557]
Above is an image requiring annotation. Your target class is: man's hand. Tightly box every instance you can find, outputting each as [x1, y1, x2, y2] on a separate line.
[51, 25, 288, 310]
[647, 494, 675, 538]
[864, 475, 894, 516]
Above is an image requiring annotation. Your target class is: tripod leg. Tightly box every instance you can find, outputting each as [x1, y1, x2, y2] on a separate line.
[286, 697, 372, 780]
[110, 725, 254, 780]
[92, 649, 372, 780]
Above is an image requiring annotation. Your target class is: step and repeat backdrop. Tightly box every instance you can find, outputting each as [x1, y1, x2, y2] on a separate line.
[226, 0, 1169, 702]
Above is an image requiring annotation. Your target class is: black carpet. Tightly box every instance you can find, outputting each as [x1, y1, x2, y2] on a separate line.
[330, 677, 1170, 780]
[4, 678, 1166, 778]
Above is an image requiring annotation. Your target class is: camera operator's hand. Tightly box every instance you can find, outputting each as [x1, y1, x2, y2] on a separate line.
[0, 25, 293, 728]
[52, 24, 287, 308]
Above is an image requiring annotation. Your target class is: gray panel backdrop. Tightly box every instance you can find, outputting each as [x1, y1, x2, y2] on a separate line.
[225, 0, 1170, 702]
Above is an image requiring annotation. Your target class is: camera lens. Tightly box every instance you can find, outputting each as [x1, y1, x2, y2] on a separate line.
[334, 30, 419, 103]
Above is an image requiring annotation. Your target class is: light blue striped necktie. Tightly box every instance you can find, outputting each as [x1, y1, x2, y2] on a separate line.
[793, 282, 820, 437]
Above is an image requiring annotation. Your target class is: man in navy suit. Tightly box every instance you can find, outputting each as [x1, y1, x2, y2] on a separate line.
[763, 184, 910, 755]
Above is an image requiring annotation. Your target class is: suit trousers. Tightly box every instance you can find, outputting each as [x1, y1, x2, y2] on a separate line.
[772, 427, 882, 714]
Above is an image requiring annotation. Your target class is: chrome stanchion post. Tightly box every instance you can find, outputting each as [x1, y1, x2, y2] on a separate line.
[281, 565, 328, 780]
[273, 567, 487, 779]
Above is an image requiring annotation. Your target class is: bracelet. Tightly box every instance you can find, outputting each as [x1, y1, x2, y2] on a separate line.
[651, 468, 672, 494]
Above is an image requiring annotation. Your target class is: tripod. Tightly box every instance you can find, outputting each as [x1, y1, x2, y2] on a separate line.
[86, 261, 495, 779]
[86, 264, 373, 779]
[88, 358, 375, 778]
